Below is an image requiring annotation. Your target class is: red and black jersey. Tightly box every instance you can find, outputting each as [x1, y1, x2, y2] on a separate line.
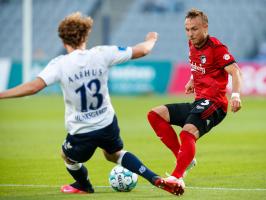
[189, 36, 235, 113]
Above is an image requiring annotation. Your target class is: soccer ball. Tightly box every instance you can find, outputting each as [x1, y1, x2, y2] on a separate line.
[109, 165, 138, 192]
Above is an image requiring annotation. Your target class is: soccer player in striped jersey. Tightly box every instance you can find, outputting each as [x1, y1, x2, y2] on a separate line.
[0, 12, 181, 195]
[147, 8, 242, 195]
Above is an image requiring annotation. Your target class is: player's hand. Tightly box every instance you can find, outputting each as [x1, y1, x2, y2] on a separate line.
[230, 96, 241, 113]
[145, 32, 158, 42]
[185, 79, 194, 94]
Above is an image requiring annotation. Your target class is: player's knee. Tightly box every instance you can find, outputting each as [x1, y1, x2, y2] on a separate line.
[183, 124, 199, 139]
[103, 150, 121, 163]
[61, 151, 76, 164]
[148, 105, 169, 122]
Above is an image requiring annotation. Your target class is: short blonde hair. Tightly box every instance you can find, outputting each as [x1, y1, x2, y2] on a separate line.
[58, 12, 93, 48]
[185, 8, 208, 24]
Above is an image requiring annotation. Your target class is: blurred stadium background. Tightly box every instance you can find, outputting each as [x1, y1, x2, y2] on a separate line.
[0, 0, 266, 95]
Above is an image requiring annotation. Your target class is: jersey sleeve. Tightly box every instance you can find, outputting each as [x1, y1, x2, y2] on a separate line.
[102, 46, 133, 66]
[214, 45, 235, 68]
[37, 56, 62, 85]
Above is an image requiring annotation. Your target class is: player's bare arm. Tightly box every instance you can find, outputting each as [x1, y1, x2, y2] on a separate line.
[0, 77, 46, 99]
[185, 77, 194, 94]
[131, 32, 158, 59]
[224, 63, 242, 113]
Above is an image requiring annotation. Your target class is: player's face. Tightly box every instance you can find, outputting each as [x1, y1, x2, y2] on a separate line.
[185, 16, 208, 48]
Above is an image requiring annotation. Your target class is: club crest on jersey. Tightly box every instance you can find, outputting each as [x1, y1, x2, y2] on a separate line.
[223, 54, 230, 60]
[200, 55, 206, 64]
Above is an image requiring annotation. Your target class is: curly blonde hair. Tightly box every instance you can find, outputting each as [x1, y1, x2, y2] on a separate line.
[58, 12, 93, 48]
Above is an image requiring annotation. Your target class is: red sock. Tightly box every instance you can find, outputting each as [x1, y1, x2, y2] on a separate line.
[171, 130, 196, 178]
[147, 111, 180, 158]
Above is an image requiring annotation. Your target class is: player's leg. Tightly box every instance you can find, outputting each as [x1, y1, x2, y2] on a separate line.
[172, 101, 227, 179]
[148, 102, 198, 195]
[171, 124, 198, 179]
[147, 105, 180, 158]
[61, 151, 94, 193]
[147, 103, 192, 159]
[61, 134, 97, 194]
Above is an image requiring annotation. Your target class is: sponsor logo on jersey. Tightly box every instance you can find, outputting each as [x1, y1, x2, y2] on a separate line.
[200, 55, 207, 64]
[223, 54, 230, 60]
[118, 46, 127, 51]
[190, 62, 205, 74]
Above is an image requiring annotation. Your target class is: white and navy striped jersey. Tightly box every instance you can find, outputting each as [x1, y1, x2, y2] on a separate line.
[38, 46, 132, 135]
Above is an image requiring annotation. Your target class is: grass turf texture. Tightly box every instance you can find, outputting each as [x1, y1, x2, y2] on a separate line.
[0, 95, 265, 200]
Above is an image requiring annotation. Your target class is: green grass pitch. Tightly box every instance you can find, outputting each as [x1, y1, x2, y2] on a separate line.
[0, 95, 265, 200]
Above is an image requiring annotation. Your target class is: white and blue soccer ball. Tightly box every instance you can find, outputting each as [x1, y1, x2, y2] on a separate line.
[109, 165, 138, 192]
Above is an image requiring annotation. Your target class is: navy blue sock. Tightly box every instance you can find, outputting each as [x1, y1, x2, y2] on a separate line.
[121, 152, 159, 184]
[66, 165, 94, 192]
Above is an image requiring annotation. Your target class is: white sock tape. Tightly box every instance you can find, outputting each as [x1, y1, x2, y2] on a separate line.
[116, 150, 127, 165]
[65, 162, 82, 171]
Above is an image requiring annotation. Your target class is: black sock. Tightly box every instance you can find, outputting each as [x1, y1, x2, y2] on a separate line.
[121, 152, 159, 184]
[66, 165, 94, 192]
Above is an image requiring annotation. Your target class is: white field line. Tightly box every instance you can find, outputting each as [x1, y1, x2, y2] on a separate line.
[0, 184, 265, 191]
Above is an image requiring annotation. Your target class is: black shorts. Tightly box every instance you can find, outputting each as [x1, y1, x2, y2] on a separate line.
[165, 99, 226, 137]
[62, 115, 123, 163]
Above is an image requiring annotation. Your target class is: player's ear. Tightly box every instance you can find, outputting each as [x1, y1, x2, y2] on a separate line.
[203, 23, 208, 35]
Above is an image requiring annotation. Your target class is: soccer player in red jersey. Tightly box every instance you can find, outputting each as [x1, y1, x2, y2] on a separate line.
[147, 8, 242, 195]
